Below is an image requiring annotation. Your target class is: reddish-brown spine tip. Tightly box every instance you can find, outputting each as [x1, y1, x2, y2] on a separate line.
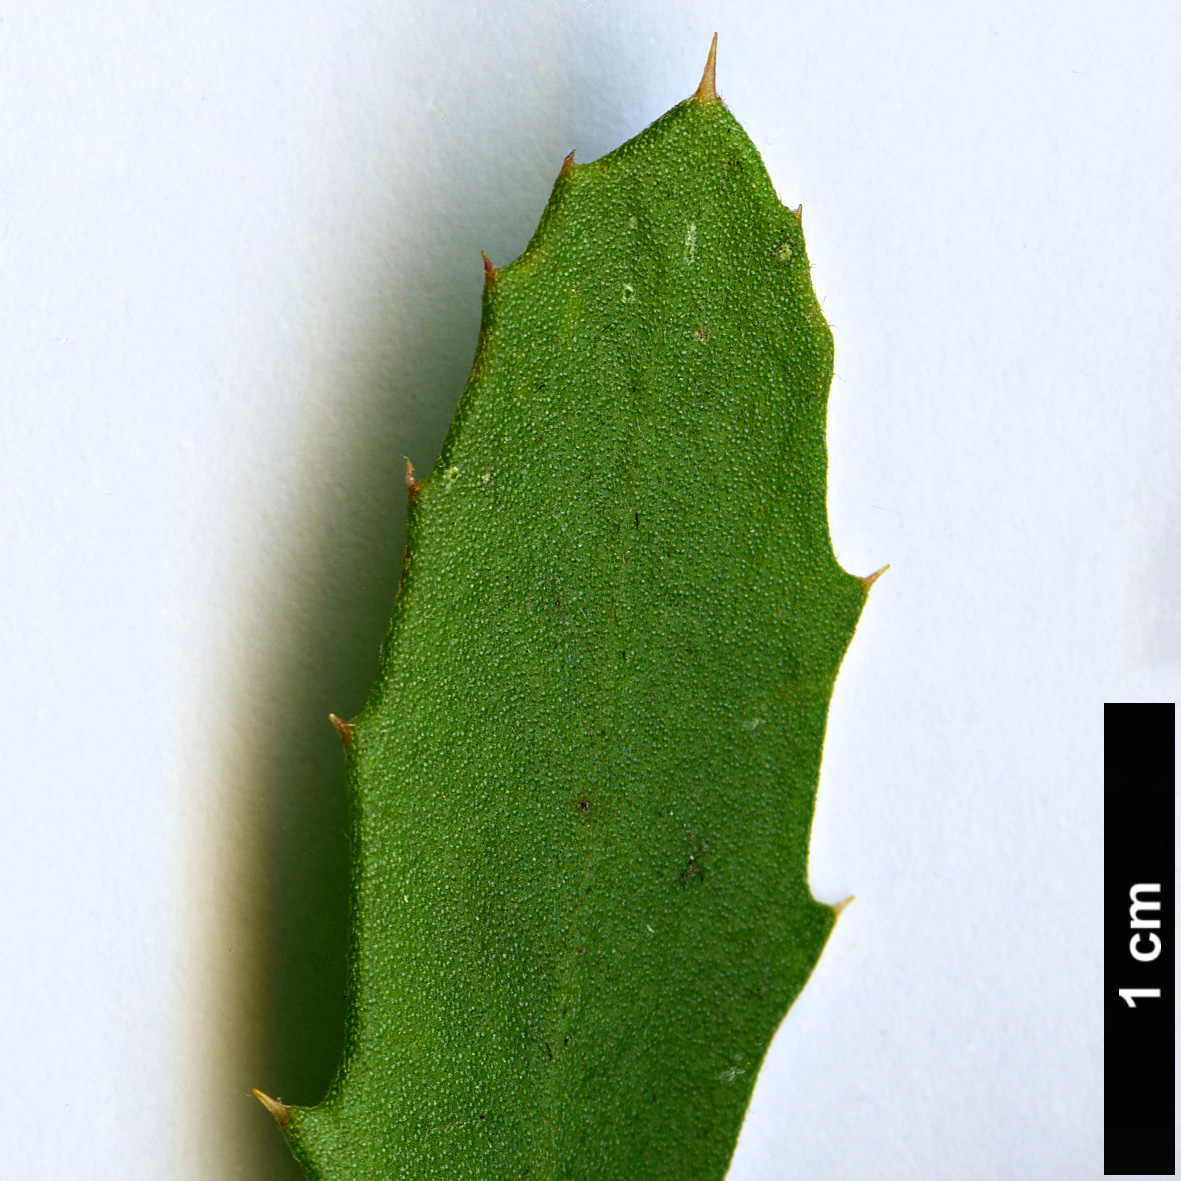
[481, 250, 497, 288]
[862, 564, 890, 591]
[791, 204, 804, 225]
[405, 457, 421, 506]
[559, 150, 575, 178]
[328, 713, 353, 748]
[693, 34, 719, 103]
[252, 1088, 289, 1128]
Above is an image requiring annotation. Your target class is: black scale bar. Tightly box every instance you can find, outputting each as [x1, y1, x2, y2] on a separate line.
[1105, 703, 1175, 1176]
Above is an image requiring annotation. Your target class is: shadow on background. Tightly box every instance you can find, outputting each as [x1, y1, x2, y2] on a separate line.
[230, 18, 663, 1178]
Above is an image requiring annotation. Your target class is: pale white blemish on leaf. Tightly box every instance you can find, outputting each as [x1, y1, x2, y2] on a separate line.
[740, 718, 764, 731]
[685, 221, 697, 263]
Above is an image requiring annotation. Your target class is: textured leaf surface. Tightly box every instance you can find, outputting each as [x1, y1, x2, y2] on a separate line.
[272, 56, 868, 1181]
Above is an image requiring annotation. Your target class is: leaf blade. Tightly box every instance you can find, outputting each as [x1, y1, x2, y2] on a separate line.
[279, 81, 866, 1181]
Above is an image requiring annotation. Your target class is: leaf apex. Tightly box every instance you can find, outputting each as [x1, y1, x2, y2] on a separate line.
[862, 564, 890, 591]
[693, 33, 719, 104]
[559, 149, 576, 178]
[251, 1088, 289, 1128]
[790, 203, 804, 225]
[328, 713, 354, 748]
[831, 895, 855, 919]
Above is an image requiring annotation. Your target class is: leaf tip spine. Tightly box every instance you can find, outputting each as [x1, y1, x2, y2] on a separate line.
[693, 33, 719, 104]
[862, 564, 889, 592]
[559, 149, 576, 178]
[329, 713, 354, 748]
[251, 1088, 289, 1128]
[791, 203, 803, 225]
[405, 457, 422, 506]
[831, 895, 855, 919]
[481, 250, 498, 289]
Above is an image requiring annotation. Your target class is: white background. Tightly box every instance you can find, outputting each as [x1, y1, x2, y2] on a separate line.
[2, 2, 1178, 1178]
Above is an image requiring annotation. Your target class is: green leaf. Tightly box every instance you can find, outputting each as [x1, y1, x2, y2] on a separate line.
[258, 41, 872, 1181]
